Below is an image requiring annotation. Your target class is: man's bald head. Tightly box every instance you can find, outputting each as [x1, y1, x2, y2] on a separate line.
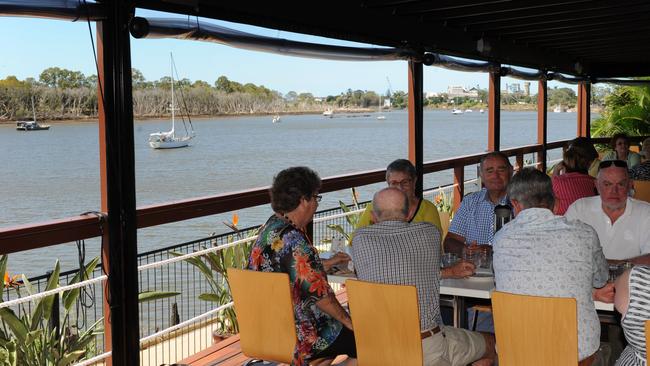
[372, 187, 409, 223]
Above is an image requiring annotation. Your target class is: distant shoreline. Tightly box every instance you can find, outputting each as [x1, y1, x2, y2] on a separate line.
[0, 105, 602, 125]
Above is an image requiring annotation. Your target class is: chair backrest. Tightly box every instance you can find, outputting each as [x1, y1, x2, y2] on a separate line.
[227, 268, 296, 363]
[646, 320, 650, 364]
[346, 279, 423, 365]
[492, 291, 578, 366]
[633, 180, 650, 203]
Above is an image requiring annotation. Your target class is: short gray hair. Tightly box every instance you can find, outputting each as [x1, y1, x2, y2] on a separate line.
[479, 151, 512, 172]
[507, 167, 555, 210]
[385, 159, 416, 181]
[372, 188, 409, 221]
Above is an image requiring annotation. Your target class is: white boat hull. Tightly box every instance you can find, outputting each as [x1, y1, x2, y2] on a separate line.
[149, 136, 192, 149]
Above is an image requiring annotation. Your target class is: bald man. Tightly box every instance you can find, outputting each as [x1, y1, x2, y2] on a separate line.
[352, 188, 496, 366]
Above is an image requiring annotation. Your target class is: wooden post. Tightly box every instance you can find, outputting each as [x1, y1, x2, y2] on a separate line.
[577, 82, 591, 137]
[453, 165, 464, 211]
[488, 69, 501, 152]
[537, 80, 548, 172]
[408, 60, 424, 197]
[97, 2, 140, 364]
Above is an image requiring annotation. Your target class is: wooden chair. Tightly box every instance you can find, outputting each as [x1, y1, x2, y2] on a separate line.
[492, 291, 578, 366]
[633, 180, 650, 203]
[346, 279, 423, 365]
[227, 268, 296, 364]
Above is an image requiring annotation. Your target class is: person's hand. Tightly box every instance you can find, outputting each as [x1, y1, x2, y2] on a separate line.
[447, 260, 476, 278]
[330, 251, 351, 265]
[593, 282, 615, 303]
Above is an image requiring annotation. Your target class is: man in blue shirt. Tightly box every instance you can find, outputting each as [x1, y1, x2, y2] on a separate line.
[444, 151, 513, 256]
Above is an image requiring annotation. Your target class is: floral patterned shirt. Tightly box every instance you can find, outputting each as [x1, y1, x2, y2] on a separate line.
[248, 215, 342, 365]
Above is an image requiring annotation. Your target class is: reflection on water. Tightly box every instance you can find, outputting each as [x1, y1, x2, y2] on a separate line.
[0, 110, 590, 275]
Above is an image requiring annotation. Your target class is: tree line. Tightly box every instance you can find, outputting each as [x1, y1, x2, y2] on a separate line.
[0, 66, 613, 121]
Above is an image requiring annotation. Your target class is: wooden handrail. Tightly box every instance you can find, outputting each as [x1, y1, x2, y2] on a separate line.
[0, 137, 628, 255]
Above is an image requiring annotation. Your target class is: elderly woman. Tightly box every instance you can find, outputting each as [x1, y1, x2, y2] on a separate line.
[552, 138, 598, 215]
[248, 166, 356, 366]
[603, 133, 641, 168]
[357, 159, 442, 231]
[614, 266, 650, 365]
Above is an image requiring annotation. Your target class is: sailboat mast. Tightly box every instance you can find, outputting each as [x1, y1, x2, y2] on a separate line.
[31, 96, 36, 122]
[170, 54, 175, 137]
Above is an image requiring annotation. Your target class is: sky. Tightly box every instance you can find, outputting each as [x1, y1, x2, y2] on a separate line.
[0, 9, 572, 97]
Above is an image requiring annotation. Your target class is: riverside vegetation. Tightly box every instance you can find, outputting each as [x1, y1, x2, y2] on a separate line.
[0, 66, 616, 123]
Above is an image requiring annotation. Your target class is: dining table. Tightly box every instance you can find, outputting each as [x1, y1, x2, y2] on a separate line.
[327, 272, 615, 328]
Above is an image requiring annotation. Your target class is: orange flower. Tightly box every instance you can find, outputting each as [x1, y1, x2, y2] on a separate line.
[435, 195, 443, 205]
[232, 213, 239, 227]
[294, 253, 313, 280]
[3, 272, 21, 288]
[250, 247, 263, 269]
[308, 274, 330, 297]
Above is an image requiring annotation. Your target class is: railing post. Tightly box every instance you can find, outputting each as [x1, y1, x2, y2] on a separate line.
[488, 68, 501, 152]
[537, 80, 548, 172]
[97, 1, 140, 365]
[453, 165, 464, 211]
[47, 270, 60, 336]
[408, 60, 424, 197]
[577, 82, 591, 138]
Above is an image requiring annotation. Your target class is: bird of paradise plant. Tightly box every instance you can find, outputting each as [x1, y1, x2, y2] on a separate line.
[0, 254, 102, 366]
[170, 212, 255, 336]
[323, 188, 362, 247]
[433, 188, 453, 214]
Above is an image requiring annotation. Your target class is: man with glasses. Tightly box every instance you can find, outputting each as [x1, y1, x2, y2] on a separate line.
[444, 152, 514, 256]
[566, 160, 650, 264]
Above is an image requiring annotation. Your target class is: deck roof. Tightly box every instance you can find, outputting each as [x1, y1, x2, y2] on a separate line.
[134, 0, 650, 78]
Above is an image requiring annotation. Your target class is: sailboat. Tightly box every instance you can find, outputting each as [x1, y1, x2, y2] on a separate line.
[149, 54, 195, 149]
[16, 97, 50, 131]
[376, 95, 386, 120]
[272, 115, 281, 123]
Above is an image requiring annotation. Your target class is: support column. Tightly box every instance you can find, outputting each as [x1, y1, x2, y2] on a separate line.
[408, 60, 424, 197]
[537, 80, 548, 172]
[577, 82, 591, 137]
[97, 1, 140, 365]
[488, 70, 501, 152]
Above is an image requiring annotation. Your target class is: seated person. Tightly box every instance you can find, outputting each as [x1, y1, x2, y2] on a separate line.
[566, 160, 650, 264]
[614, 266, 650, 366]
[629, 138, 650, 180]
[494, 168, 613, 364]
[551, 137, 600, 178]
[552, 139, 598, 215]
[248, 167, 356, 365]
[602, 133, 641, 168]
[357, 159, 441, 232]
[444, 151, 513, 256]
[353, 188, 496, 366]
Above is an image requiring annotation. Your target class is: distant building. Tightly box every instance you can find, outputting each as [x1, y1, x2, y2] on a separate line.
[447, 85, 479, 99]
[524, 82, 531, 96]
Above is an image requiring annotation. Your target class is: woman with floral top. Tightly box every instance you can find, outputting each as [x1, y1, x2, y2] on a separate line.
[248, 166, 356, 366]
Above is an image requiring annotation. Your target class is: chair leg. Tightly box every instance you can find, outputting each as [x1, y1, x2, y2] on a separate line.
[471, 309, 479, 331]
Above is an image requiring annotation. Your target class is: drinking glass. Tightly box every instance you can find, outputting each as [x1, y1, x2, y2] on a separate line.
[441, 253, 459, 268]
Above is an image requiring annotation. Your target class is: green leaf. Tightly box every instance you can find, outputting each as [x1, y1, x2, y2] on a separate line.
[56, 350, 85, 366]
[0, 255, 7, 290]
[31, 261, 60, 330]
[138, 291, 180, 303]
[62, 257, 99, 312]
[198, 293, 221, 302]
[0, 309, 28, 342]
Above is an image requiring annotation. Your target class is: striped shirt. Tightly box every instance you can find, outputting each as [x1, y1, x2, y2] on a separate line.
[617, 266, 650, 366]
[352, 220, 442, 330]
[552, 172, 597, 215]
[629, 161, 650, 181]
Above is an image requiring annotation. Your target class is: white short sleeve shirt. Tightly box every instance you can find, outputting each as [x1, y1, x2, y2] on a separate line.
[565, 197, 650, 260]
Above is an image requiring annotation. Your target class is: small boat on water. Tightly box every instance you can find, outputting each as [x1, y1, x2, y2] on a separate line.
[272, 115, 281, 123]
[465, 109, 473, 113]
[16, 97, 50, 131]
[553, 105, 564, 113]
[451, 108, 464, 115]
[149, 54, 195, 149]
[480, 109, 485, 113]
[323, 109, 334, 118]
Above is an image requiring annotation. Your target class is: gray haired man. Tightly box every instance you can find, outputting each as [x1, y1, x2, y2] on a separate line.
[493, 167, 612, 364]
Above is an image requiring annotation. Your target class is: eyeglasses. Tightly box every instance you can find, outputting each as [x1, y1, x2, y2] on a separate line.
[312, 194, 323, 202]
[388, 178, 413, 188]
[598, 160, 628, 170]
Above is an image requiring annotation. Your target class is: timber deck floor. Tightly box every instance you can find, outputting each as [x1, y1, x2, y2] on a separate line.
[178, 291, 349, 366]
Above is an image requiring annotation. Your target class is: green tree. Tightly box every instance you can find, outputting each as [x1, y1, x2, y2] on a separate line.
[39, 67, 87, 89]
[548, 87, 577, 108]
[592, 83, 650, 137]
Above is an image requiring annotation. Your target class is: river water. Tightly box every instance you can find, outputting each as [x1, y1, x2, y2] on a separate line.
[0, 110, 590, 276]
